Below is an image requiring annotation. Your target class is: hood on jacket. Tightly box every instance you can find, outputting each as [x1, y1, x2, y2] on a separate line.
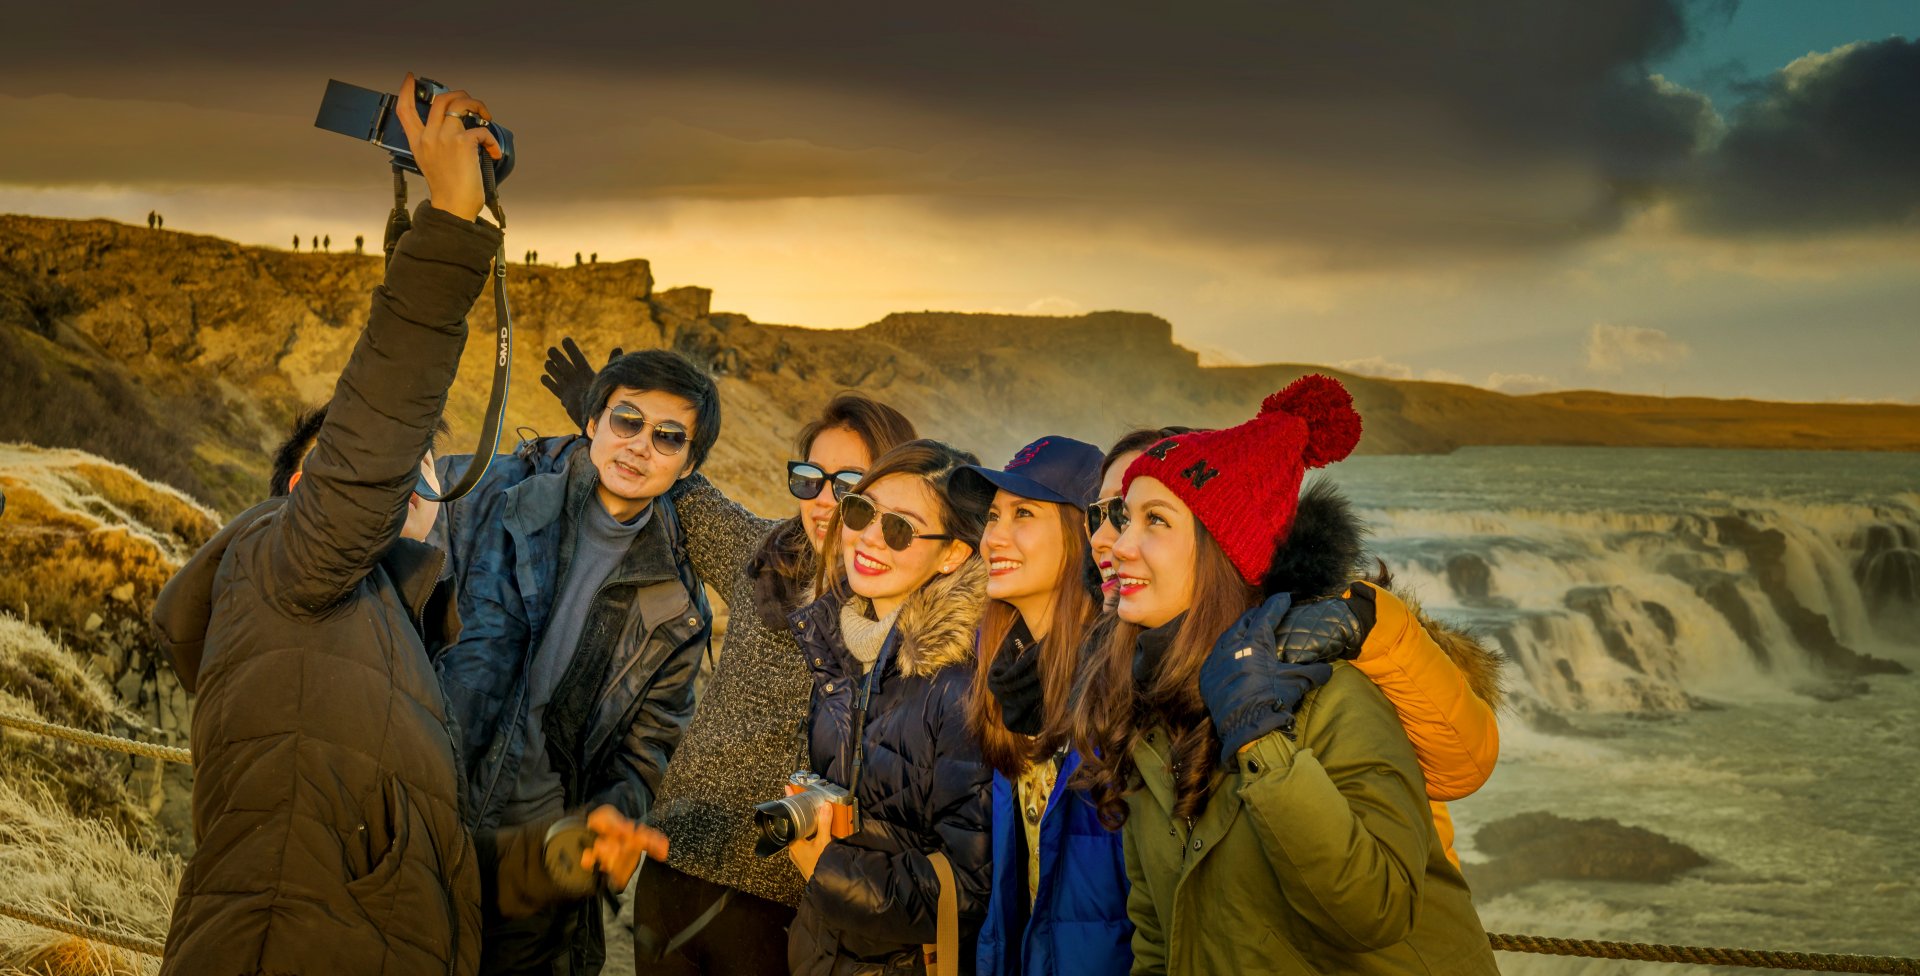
[1259, 478, 1504, 711]
[152, 499, 279, 693]
[1406, 595, 1505, 710]
[153, 496, 450, 693]
[799, 553, 987, 680]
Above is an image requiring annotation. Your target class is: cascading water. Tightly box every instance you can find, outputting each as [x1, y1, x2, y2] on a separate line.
[1332, 448, 1920, 715]
[1330, 448, 1920, 967]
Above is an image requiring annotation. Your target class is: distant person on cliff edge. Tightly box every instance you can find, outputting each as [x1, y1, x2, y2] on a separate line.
[149, 75, 659, 976]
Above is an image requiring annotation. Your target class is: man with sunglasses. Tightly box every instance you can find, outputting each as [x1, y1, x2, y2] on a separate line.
[433, 348, 720, 976]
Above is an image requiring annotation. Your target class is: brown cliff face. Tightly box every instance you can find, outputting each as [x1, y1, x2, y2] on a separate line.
[4, 214, 1917, 517]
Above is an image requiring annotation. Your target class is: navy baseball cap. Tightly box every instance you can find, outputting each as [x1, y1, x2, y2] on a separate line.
[951, 436, 1105, 511]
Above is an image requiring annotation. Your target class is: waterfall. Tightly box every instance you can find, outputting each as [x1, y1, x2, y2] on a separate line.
[1362, 495, 1920, 713]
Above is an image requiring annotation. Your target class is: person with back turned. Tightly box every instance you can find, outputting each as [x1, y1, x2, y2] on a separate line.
[149, 75, 660, 976]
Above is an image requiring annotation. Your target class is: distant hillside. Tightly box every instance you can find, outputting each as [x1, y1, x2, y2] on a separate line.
[4, 214, 1916, 516]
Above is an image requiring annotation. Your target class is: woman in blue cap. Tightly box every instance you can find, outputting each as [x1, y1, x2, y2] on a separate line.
[951, 436, 1131, 976]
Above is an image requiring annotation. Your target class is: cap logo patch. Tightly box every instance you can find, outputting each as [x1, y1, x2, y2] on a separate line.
[1180, 459, 1221, 488]
[1007, 439, 1050, 469]
[1145, 439, 1179, 461]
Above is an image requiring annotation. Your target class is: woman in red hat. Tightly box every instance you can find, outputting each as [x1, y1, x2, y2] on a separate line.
[1072, 376, 1501, 975]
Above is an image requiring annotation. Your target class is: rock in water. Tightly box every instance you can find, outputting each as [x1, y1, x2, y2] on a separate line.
[1464, 811, 1708, 898]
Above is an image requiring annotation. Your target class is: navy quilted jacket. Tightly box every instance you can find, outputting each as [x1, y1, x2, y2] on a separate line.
[786, 569, 992, 976]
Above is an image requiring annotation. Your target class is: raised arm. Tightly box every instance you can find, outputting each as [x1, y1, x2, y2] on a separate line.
[265, 78, 504, 616]
[671, 473, 783, 588]
[267, 203, 500, 615]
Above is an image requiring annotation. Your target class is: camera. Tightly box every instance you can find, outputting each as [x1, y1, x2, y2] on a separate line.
[314, 75, 517, 183]
[754, 771, 856, 856]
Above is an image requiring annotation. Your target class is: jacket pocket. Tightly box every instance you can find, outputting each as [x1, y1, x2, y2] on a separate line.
[346, 774, 413, 904]
[1257, 925, 1318, 972]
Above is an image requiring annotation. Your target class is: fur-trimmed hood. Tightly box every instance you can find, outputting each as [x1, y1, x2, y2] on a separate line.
[889, 554, 989, 677]
[1407, 593, 1505, 710]
[792, 553, 989, 679]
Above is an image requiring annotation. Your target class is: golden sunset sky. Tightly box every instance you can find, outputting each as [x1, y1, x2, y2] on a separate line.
[4, 0, 1916, 402]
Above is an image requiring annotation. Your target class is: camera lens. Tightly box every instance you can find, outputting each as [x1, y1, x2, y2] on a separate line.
[752, 793, 822, 857]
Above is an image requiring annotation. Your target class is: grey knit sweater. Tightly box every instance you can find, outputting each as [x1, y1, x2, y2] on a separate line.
[647, 473, 812, 906]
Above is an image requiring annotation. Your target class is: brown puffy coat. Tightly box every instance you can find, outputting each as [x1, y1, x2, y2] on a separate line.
[152, 204, 511, 976]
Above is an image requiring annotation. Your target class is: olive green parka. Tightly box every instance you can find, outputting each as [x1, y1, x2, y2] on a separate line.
[1121, 662, 1499, 976]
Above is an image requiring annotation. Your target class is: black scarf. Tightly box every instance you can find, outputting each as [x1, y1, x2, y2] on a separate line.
[1131, 613, 1187, 693]
[987, 616, 1046, 736]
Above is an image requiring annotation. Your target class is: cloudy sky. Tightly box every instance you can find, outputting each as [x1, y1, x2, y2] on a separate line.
[3, 0, 1916, 402]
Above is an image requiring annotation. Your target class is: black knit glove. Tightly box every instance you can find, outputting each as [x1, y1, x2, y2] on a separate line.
[987, 625, 1046, 736]
[1199, 592, 1333, 763]
[1276, 583, 1378, 665]
[539, 336, 623, 431]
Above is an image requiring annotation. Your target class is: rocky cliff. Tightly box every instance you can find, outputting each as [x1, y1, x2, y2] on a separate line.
[4, 214, 1918, 516]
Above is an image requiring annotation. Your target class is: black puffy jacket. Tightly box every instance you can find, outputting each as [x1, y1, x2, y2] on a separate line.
[788, 561, 992, 976]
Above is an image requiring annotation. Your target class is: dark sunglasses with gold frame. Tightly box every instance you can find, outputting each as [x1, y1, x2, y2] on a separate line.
[838, 493, 956, 552]
[1085, 495, 1128, 535]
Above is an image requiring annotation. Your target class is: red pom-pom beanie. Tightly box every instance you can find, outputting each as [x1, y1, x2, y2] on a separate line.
[1122, 374, 1363, 585]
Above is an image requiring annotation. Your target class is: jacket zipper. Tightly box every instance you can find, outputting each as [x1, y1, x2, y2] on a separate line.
[475, 500, 587, 822]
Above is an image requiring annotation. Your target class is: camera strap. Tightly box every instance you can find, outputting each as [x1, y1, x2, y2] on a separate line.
[843, 630, 896, 836]
[383, 155, 513, 504]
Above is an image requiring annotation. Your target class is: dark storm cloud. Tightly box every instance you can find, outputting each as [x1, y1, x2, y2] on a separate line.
[3, 1, 1898, 255]
[1680, 37, 1920, 235]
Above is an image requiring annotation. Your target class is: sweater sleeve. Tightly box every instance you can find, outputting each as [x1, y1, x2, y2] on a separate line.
[1235, 667, 1432, 952]
[671, 473, 782, 592]
[1346, 581, 1500, 802]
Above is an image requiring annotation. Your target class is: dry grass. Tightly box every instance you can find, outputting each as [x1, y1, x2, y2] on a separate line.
[0, 446, 201, 973]
[0, 778, 175, 976]
[0, 444, 216, 662]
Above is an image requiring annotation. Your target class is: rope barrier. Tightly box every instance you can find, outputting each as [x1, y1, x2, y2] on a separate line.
[7, 709, 1920, 972]
[1490, 933, 1920, 973]
[0, 711, 192, 765]
[0, 900, 165, 958]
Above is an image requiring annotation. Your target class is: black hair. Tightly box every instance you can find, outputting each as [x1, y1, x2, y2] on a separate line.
[269, 407, 329, 497]
[582, 349, 723, 473]
[268, 404, 450, 498]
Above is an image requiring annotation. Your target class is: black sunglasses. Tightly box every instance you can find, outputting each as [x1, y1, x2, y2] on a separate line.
[839, 493, 956, 552]
[787, 461, 864, 502]
[1085, 496, 1128, 535]
[604, 403, 690, 456]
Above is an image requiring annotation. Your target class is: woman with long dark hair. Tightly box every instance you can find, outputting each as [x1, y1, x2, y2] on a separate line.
[1073, 376, 1499, 975]
[949, 437, 1130, 976]
[784, 439, 994, 975]
[1087, 426, 1502, 867]
[637, 393, 917, 974]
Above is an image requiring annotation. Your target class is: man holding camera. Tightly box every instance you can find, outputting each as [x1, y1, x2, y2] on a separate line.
[151, 76, 659, 976]
[431, 349, 719, 976]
